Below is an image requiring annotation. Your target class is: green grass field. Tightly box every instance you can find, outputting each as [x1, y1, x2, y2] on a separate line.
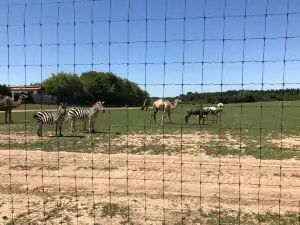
[0, 100, 299, 160]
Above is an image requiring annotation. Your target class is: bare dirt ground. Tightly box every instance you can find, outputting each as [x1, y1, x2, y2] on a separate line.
[111, 132, 247, 155]
[1, 147, 300, 224]
[268, 135, 300, 150]
[0, 130, 246, 154]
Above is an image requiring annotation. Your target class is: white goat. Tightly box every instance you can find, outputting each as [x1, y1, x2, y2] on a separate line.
[203, 103, 225, 123]
[217, 103, 224, 108]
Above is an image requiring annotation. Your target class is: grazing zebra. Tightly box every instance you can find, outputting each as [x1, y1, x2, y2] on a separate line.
[33, 102, 67, 137]
[66, 101, 105, 133]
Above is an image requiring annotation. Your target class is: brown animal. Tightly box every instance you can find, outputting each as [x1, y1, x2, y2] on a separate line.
[0, 94, 27, 123]
[141, 98, 150, 111]
[149, 98, 182, 125]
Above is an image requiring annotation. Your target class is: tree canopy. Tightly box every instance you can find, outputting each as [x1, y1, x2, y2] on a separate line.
[42, 71, 149, 106]
[176, 88, 300, 104]
[42, 72, 84, 104]
[0, 84, 12, 96]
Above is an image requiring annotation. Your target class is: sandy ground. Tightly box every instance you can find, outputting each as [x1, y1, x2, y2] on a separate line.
[269, 136, 300, 149]
[109, 132, 248, 156]
[1, 148, 300, 224]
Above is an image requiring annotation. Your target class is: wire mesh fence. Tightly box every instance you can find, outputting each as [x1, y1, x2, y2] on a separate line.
[0, 0, 300, 224]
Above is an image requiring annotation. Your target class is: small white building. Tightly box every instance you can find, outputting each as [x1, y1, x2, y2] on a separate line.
[9, 85, 57, 104]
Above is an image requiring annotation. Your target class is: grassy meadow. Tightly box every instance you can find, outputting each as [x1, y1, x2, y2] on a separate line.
[0, 100, 299, 160]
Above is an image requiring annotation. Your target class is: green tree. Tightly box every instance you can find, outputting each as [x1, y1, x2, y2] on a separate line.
[42, 72, 84, 104]
[80, 71, 149, 106]
[0, 84, 12, 96]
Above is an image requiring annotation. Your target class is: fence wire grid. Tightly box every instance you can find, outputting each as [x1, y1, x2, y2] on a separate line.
[0, 0, 300, 224]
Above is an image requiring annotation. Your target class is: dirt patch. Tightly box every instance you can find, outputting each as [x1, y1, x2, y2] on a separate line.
[0, 133, 49, 144]
[268, 135, 300, 150]
[111, 131, 246, 154]
[1, 149, 300, 224]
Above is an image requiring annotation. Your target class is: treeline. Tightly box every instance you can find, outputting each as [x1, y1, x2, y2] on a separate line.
[177, 89, 300, 104]
[0, 84, 12, 96]
[40, 71, 150, 106]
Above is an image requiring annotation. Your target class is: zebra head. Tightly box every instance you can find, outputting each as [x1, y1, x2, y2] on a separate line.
[57, 102, 67, 116]
[93, 101, 105, 113]
[101, 101, 106, 113]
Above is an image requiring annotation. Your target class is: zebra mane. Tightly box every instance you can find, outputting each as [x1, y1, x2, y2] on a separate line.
[55, 102, 67, 116]
[86, 101, 101, 113]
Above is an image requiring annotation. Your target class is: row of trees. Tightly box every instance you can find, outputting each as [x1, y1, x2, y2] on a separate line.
[40, 71, 150, 106]
[2, 71, 300, 106]
[177, 89, 300, 104]
[0, 84, 11, 96]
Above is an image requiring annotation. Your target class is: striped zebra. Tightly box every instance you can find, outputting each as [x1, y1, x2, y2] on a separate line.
[33, 102, 67, 137]
[66, 101, 105, 133]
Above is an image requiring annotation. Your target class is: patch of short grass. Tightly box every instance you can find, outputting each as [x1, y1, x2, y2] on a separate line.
[101, 166, 118, 171]
[171, 207, 300, 225]
[203, 137, 299, 160]
[256, 211, 299, 225]
[101, 203, 128, 218]
[89, 202, 134, 225]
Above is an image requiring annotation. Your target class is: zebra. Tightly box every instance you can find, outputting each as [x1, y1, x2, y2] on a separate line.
[66, 101, 105, 133]
[33, 102, 67, 137]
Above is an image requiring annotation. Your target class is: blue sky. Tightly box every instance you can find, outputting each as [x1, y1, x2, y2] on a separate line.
[0, 0, 300, 97]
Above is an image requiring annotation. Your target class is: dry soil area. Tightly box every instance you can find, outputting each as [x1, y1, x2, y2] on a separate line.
[1, 148, 300, 224]
[268, 135, 300, 150]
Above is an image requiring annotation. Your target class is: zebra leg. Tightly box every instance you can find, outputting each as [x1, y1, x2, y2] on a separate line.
[88, 120, 92, 134]
[59, 126, 63, 137]
[91, 121, 95, 133]
[55, 125, 58, 136]
[37, 123, 42, 137]
[70, 120, 75, 132]
[69, 120, 72, 132]
[83, 121, 86, 131]
[92, 121, 96, 133]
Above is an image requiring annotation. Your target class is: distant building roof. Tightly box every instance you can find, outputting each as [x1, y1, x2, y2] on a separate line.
[9, 85, 42, 91]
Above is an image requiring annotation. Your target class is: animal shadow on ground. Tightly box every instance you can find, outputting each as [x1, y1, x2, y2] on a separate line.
[160, 122, 184, 125]
[168, 122, 211, 126]
[48, 135, 86, 138]
[184, 124, 211, 127]
[82, 131, 107, 134]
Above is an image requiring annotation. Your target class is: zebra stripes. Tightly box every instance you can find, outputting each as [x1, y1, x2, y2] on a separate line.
[66, 101, 105, 133]
[33, 102, 67, 137]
